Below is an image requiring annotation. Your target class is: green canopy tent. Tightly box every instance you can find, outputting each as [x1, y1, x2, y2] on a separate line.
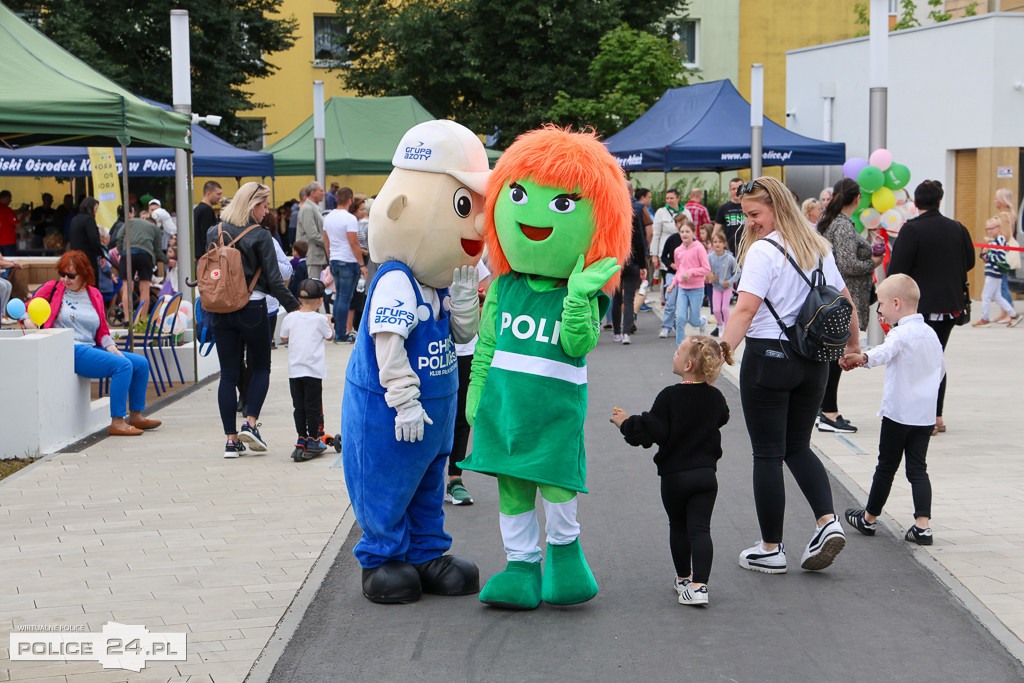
[0, 1, 192, 352]
[0, 2, 191, 149]
[264, 95, 499, 175]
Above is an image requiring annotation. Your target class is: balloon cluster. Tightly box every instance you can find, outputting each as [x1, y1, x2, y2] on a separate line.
[5, 297, 51, 326]
[842, 149, 915, 234]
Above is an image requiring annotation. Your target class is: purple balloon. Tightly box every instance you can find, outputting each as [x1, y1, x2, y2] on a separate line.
[843, 157, 868, 180]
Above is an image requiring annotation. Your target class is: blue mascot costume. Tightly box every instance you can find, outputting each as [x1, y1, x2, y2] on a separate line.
[341, 120, 489, 603]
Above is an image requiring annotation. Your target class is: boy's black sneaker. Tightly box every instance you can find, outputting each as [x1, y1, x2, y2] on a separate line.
[844, 508, 877, 536]
[905, 525, 933, 546]
[817, 414, 857, 433]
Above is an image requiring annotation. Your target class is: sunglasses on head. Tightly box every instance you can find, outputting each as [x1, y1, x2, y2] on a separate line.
[737, 180, 767, 197]
[58, 271, 78, 279]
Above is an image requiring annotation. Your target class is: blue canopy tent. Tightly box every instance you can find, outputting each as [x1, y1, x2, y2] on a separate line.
[604, 80, 845, 172]
[0, 99, 273, 178]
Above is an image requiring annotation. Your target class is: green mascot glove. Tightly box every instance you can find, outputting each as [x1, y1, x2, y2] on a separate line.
[567, 255, 621, 302]
[466, 383, 482, 428]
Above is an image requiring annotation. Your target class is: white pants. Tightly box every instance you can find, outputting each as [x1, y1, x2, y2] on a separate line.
[981, 275, 1015, 319]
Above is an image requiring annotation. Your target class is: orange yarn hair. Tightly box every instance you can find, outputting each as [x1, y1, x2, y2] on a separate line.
[483, 125, 633, 293]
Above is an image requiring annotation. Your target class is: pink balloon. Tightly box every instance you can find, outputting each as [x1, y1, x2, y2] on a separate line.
[869, 149, 893, 171]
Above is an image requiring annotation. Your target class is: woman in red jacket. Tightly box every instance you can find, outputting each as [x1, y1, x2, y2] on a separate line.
[28, 250, 160, 436]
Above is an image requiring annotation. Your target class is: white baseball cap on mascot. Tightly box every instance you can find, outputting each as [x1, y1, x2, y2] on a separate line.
[391, 119, 490, 195]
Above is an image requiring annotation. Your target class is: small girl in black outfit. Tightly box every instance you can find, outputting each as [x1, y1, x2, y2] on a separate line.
[610, 335, 734, 606]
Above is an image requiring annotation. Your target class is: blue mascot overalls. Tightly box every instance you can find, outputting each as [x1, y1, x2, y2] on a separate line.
[342, 262, 477, 603]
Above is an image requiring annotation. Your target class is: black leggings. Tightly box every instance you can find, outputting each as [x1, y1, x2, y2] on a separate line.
[740, 338, 835, 544]
[866, 417, 933, 519]
[612, 264, 640, 335]
[924, 317, 955, 418]
[289, 376, 324, 439]
[449, 353, 473, 476]
[212, 300, 271, 434]
[660, 468, 718, 584]
[820, 360, 842, 413]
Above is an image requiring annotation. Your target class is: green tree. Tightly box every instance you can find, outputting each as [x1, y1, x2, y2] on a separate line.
[547, 24, 692, 137]
[11, 0, 297, 147]
[853, 0, 921, 36]
[334, 0, 689, 147]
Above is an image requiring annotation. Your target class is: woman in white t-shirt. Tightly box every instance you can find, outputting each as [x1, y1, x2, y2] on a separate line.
[721, 176, 860, 577]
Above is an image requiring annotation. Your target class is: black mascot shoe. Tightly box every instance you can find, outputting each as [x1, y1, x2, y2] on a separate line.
[413, 555, 480, 596]
[361, 561, 422, 604]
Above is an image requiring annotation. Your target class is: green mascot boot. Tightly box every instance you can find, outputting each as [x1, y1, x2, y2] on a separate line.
[541, 539, 598, 605]
[478, 560, 542, 610]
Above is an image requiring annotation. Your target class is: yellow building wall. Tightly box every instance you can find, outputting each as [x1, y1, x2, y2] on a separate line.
[236, 0, 391, 203]
[738, 0, 861, 127]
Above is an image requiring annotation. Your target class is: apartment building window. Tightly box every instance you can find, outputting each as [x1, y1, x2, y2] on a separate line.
[671, 19, 699, 68]
[889, 0, 899, 13]
[313, 15, 347, 67]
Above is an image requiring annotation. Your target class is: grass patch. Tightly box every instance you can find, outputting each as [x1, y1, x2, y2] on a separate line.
[0, 457, 40, 481]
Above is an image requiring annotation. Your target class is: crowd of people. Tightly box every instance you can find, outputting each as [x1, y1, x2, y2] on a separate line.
[3, 171, 1020, 609]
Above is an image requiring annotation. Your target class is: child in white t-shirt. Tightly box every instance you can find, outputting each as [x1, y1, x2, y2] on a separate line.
[280, 278, 334, 460]
[840, 274, 946, 545]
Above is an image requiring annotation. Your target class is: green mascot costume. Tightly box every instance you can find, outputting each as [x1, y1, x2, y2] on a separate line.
[460, 125, 631, 609]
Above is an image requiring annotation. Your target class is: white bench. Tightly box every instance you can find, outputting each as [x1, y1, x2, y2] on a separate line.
[0, 328, 109, 458]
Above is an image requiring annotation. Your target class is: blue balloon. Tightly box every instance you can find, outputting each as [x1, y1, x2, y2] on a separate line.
[6, 297, 25, 320]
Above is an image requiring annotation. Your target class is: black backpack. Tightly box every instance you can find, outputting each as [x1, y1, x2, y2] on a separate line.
[762, 238, 852, 362]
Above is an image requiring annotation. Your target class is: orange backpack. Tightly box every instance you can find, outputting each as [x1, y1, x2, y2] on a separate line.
[193, 223, 263, 313]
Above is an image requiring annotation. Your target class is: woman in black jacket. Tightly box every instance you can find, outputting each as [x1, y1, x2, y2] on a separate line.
[207, 182, 300, 458]
[68, 197, 102, 275]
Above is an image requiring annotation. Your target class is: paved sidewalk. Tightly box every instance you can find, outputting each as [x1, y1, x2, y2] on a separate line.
[1, 343, 357, 682]
[2, 295, 1024, 681]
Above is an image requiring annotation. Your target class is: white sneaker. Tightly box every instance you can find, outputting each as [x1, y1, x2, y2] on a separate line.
[678, 584, 708, 606]
[673, 576, 691, 595]
[800, 516, 847, 571]
[739, 541, 787, 574]
[658, 328, 670, 339]
[621, 334, 631, 345]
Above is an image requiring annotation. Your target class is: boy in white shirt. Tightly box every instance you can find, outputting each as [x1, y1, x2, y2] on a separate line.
[280, 279, 334, 461]
[840, 274, 945, 545]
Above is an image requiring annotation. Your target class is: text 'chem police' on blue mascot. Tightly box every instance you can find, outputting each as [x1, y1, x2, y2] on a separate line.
[342, 120, 489, 604]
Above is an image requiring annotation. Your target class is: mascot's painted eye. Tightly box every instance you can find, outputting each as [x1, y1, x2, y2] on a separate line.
[453, 188, 473, 218]
[509, 182, 528, 205]
[548, 195, 576, 214]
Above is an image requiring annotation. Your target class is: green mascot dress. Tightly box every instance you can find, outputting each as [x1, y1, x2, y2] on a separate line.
[461, 125, 631, 610]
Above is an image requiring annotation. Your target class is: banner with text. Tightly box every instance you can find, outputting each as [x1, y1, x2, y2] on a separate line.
[88, 148, 121, 230]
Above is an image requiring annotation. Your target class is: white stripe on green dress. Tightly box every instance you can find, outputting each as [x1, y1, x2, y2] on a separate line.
[490, 349, 588, 385]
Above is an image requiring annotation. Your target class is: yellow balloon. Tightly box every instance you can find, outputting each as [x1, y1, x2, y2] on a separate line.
[27, 298, 51, 326]
[872, 187, 895, 213]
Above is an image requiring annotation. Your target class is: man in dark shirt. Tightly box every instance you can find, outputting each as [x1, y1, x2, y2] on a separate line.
[714, 177, 746, 255]
[193, 180, 222, 261]
[30, 193, 56, 238]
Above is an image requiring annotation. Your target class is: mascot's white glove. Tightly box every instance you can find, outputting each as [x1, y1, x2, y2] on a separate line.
[449, 265, 480, 310]
[448, 265, 480, 344]
[395, 399, 433, 442]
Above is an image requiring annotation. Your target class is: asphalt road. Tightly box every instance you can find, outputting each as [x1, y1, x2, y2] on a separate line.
[269, 326, 1024, 682]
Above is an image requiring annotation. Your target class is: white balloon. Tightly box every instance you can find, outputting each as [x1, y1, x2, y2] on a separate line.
[881, 209, 903, 231]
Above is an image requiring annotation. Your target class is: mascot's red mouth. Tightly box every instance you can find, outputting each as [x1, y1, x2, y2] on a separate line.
[519, 224, 553, 241]
[461, 238, 483, 256]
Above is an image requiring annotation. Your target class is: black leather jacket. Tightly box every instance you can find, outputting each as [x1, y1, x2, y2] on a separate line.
[206, 221, 300, 312]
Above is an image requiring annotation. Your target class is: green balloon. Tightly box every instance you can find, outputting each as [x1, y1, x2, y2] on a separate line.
[851, 212, 865, 233]
[858, 166, 885, 193]
[883, 163, 911, 190]
[858, 192, 872, 210]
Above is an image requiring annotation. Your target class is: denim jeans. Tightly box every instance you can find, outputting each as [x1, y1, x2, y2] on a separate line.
[73, 345, 149, 418]
[674, 286, 704, 346]
[661, 275, 677, 331]
[329, 260, 360, 340]
[211, 300, 271, 434]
